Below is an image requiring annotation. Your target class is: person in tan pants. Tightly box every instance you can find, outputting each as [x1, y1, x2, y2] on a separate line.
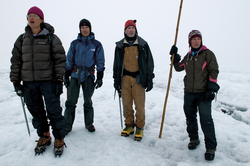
[113, 20, 154, 141]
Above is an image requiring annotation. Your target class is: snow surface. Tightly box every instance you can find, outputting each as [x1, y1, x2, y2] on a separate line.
[0, 64, 250, 166]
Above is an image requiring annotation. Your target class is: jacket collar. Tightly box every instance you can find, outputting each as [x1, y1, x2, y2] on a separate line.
[189, 45, 208, 55]
[77, 32, 95, 41]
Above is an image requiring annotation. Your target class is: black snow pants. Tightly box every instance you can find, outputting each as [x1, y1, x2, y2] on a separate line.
[184, 91, 217, 149]
[64, 76, 95, 130]
[23, 81, 66, 139]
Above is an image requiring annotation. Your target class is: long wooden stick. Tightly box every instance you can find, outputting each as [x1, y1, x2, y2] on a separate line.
[159, 0, 183, 138]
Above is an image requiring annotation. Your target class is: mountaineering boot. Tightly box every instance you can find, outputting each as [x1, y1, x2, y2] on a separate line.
[121, 127, 134, 137]
[86, 125, 95, 132]
[205, 149, 216, 161]
[188, 139, 200, 150]
[54, 138, 66, 157]
[34, 132, 51, 155]
[134, 128, 144, 141]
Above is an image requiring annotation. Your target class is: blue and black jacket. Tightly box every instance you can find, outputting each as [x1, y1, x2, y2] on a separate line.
[66, 32, 105, 82]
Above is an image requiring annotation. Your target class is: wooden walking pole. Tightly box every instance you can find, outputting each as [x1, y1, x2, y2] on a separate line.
[159, 0, 183, 138]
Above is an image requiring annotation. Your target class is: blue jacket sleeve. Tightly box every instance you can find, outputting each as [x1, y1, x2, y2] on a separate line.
[95, 42, 105, 72]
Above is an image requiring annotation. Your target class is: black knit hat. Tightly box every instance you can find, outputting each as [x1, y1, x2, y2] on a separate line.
[79, 19, 91, 32]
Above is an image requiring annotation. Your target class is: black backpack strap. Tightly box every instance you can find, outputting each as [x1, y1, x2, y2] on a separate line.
[48, 33, 54, 45]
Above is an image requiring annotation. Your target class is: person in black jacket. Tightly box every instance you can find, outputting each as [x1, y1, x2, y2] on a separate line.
[10, 6, 66, 156]
[113, 20, 154, 141]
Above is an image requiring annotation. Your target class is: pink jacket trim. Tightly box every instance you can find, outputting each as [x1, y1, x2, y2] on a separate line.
[202, 61, 207, 71]
[179, 62, 185, 70]
[209, 76, 217, 83]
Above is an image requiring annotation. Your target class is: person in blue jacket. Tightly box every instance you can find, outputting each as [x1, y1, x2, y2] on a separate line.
[64, 19, 105, 134]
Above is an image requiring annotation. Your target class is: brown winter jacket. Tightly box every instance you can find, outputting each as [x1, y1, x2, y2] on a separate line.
[174, 46, 219, 93]
[10, 23, 66, 82]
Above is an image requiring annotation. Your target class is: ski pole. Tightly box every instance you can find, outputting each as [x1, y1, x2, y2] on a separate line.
[19, 92, 31, 136]
[118, 91, 123, 129]
[159, 0, 183, 138]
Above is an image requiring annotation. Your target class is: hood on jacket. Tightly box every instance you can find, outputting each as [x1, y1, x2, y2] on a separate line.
[25, 22, 54, 36]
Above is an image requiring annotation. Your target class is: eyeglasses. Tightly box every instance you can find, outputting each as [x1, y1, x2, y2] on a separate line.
[26, 14, 39, 18]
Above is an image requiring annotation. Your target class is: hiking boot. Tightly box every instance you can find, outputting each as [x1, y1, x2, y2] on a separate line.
[54, 138, 66, 157]
[134, 128, 144, 141]
[34, 132, 51, 155]
[86, 125, 95, 132]
[121, 127, 134, 137]
[205, 149, 215, 161]
[188, 139, 200, 150]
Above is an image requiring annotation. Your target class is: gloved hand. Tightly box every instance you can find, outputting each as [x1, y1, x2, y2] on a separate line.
[95, 71, 104, 89]
[53, 77, 63, 96]
[64, 79, 70, 88]
[114, 82, 121, 92]
[204, 81, 220, 102]
[64, 70, 72, 88]
[170, 54, 181, 63]
[204, 90, 215, 101]
[207, 81, 220, 92]
[169, 45, 178, 55]
[95, 79, 103, 89]
[13, 81, 23, 97]
[146, 80, 153, 92]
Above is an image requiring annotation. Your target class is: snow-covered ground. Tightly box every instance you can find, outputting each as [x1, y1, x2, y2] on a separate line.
[0, 64, 250, 166]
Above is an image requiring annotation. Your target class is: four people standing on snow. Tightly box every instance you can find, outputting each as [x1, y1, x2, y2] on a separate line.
[10, 6, 66, 156]
[169, 30, 219, 161]
[113, 20, 154, 141]
[63, 19, 105, 134]
[9, 7, 219, 161]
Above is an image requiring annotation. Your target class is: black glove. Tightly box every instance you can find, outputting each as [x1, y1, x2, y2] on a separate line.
[170, 54, 181, 63]
[169, 45, 178, 55]
[207, 81, 220, 92]
[204, 81, 220, 102]
[95, 79, 103, 89]
[53, 77, 63, 96]
[204, 90, 215, 101]
[64, 70, 72, 88]
[114, 82, 121, 91]
[64, 79, 70, 88]
[95, 71, 104, 89]
[169, 45, 181, 63]
[13, 81, 23, 97]
[146, 80, 153, 92]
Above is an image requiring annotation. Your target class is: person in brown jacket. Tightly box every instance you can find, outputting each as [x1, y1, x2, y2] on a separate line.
[170, 30, 219, 161]
[10, 6, 66, 156]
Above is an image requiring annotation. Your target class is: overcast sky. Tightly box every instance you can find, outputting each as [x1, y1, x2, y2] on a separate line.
[1, 0, 250, 69]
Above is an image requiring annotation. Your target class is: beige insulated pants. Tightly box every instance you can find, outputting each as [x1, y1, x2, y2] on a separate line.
[121, 75, 145, 128]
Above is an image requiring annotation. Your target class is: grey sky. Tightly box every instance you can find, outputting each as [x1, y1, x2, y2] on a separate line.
[1, 0, 249, 68]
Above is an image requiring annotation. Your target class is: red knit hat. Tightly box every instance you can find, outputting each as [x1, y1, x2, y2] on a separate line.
[124, 20, 136, 29]
[188, 30, 202, 46]
[27, 6, 44, 20]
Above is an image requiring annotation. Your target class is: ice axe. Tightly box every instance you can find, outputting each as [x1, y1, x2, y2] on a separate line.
[19, 91, 31, 136]
[114, 89, 123, 129]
